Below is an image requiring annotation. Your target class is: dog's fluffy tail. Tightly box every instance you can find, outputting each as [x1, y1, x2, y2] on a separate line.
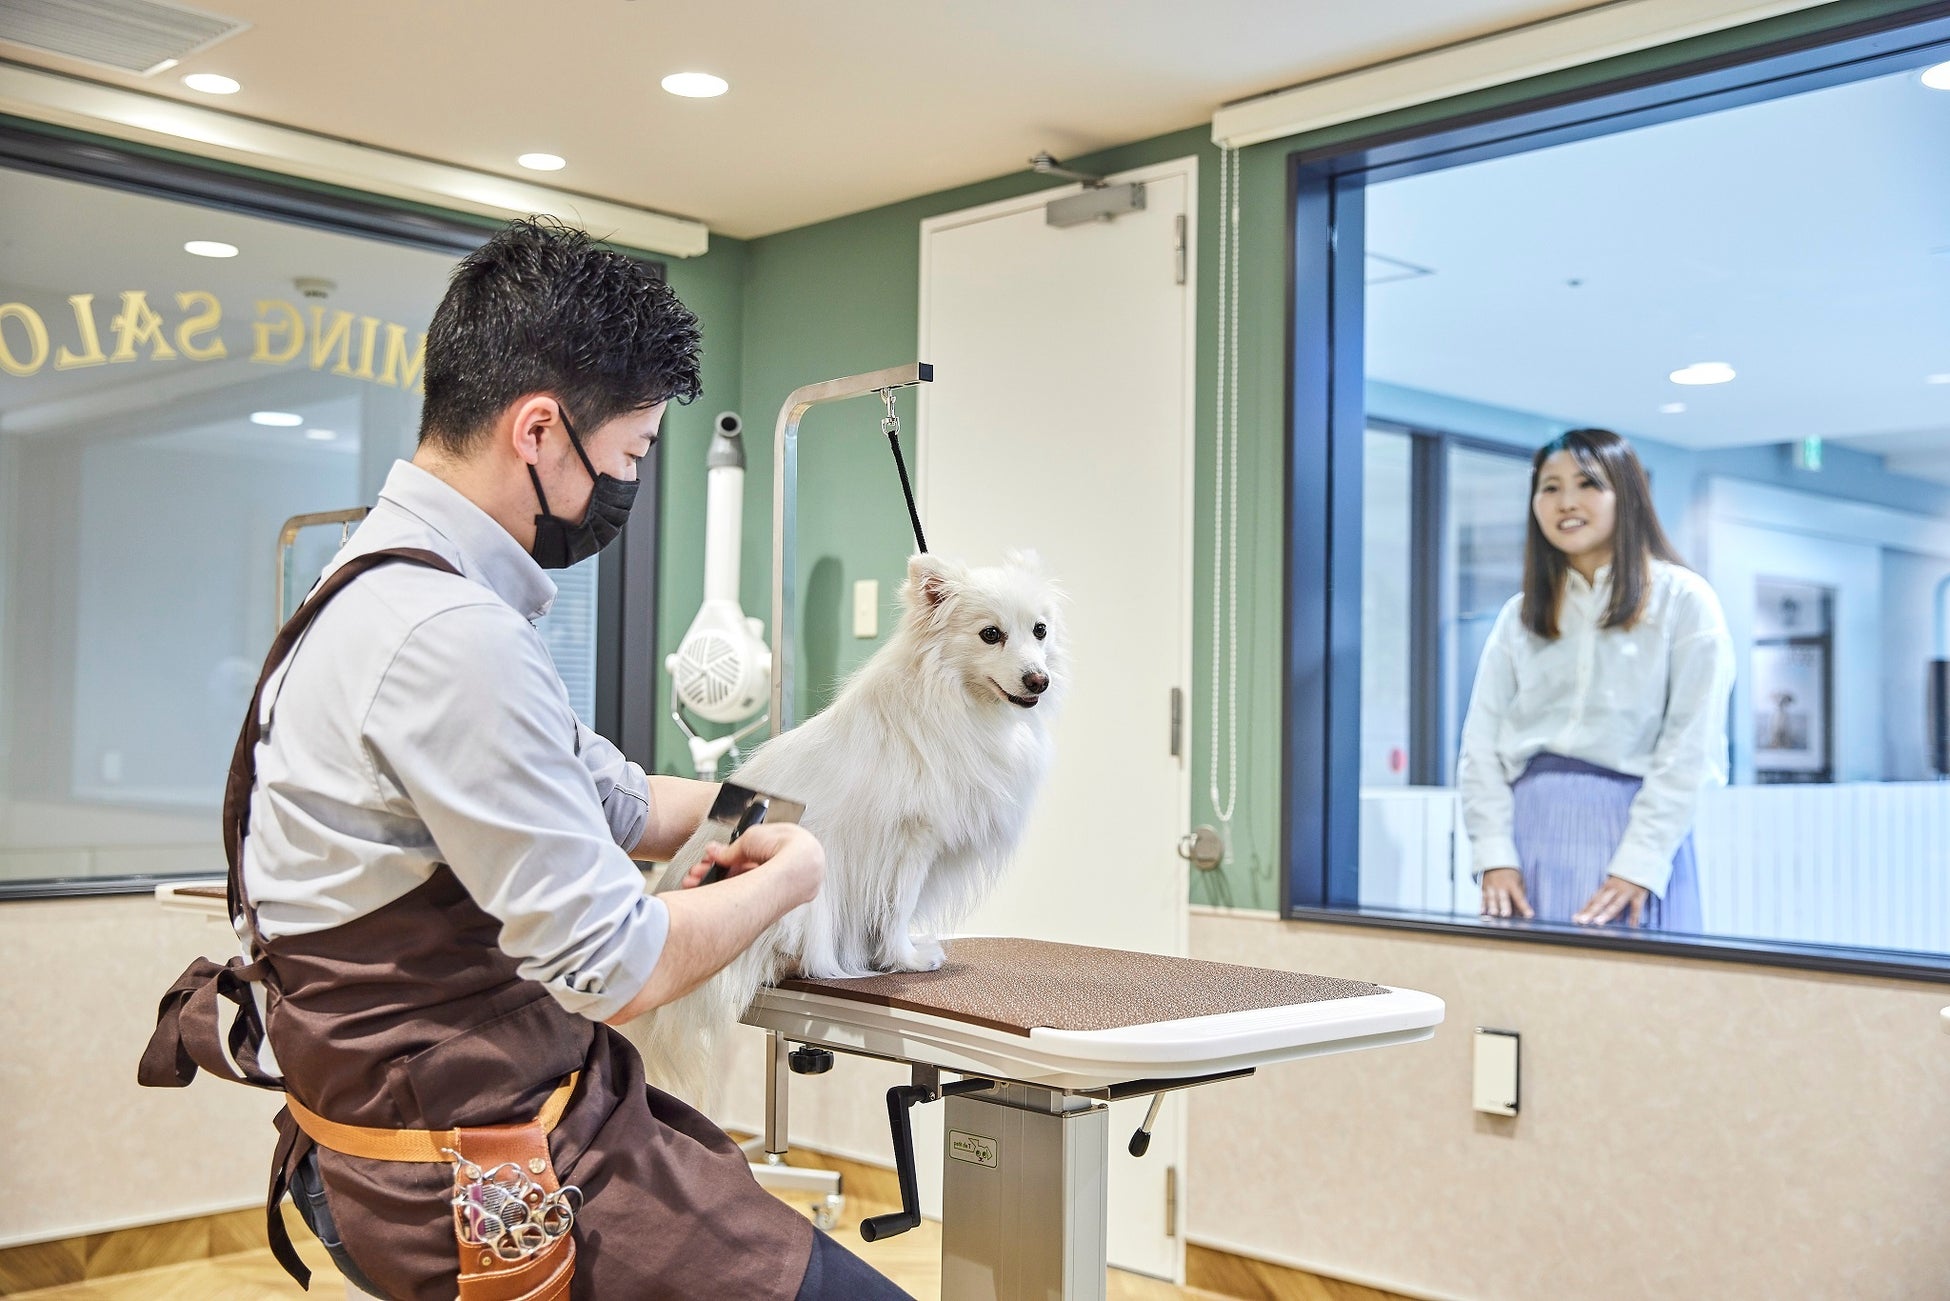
[638, 938, 777, 1104]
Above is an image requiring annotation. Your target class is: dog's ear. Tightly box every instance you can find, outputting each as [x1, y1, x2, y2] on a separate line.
[906, 553, 965, 609]
[1002, 548, 1047, 576]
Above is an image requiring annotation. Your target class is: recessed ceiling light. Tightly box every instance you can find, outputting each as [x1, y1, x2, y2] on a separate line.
[183, 240, 238, 258]
[250, 411, 303, 427]
[1670, 362, 1735, 386]
[305, 429, 337, 441]
[1660, 402, 1687, 414]
[1928, 373, 1950, 385]
[1921, 61, 1950, 91]
[661, 71, 729, 98]
[517, 153, 566, 172]
[183, 73, 240, 95]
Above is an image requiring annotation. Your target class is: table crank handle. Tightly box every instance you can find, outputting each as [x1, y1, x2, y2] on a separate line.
[1128, 1091, 1167, 1157]
[860, 1083, 934, 1242]
[860, 1077, 993, 1242]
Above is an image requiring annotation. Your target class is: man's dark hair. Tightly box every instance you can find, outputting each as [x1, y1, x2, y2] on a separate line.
[418, 216, 702, 451]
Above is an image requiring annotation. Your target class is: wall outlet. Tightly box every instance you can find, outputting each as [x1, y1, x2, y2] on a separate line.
[1473, 1028, 1520, 1116]
[852, 579, 878, 638]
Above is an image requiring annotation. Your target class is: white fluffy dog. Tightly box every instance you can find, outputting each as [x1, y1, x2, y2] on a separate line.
[642, 550, 1064, 1097]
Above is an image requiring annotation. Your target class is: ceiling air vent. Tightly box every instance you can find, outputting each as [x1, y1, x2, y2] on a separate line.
[0, 0, 247, 77]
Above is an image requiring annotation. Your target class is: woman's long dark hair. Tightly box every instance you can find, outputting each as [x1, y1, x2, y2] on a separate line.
[1522, 428, 1681, 640]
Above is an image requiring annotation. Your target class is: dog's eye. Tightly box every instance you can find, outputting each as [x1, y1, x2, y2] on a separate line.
[979, 626, 1004, 645]
[1032, 623, 1047, 640]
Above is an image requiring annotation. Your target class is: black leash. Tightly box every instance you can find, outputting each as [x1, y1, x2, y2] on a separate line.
[882, 390, 928, 554]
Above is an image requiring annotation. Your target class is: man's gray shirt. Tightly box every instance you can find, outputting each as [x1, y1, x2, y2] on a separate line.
[242, 459, 667, 1020]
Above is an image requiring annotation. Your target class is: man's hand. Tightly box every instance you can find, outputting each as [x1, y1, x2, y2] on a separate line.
[605, 824, 825, 1026]
[683, 822, 824, 906]
[1479, 867, 1534, 920]
[1573, 875, 1648, 927]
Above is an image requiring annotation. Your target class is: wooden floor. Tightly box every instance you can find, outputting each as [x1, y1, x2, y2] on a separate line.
[4, 1187, 1406, 1301]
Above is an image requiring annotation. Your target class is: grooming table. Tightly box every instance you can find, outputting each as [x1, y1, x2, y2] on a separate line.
[158, 884, 1444, 1299]
[746, 937, 1443, 1301]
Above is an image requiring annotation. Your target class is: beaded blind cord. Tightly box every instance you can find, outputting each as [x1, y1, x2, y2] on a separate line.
[1210, 144, 1241, 838]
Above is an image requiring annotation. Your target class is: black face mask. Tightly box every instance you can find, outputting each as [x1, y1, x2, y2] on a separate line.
[529, 407, 639, 570]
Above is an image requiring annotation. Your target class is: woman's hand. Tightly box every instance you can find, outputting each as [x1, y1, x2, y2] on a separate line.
[1479, 867, 1534, 919]
[1574, 875, 1648, 927]
[682, 823, 825, 908]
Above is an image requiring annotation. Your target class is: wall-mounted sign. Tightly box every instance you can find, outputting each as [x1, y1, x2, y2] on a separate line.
[0, 291, 426, 391]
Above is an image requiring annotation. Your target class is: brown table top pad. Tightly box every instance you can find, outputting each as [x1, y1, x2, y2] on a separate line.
[776, 937, 1387, 1037]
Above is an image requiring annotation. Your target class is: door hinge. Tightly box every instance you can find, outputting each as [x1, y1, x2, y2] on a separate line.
[1165, 1164, 1178, 1237]
[1169, 687, 1183, 758]
[1173, 213, 1187, 285]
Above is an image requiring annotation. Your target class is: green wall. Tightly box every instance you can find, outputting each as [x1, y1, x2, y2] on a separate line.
[651, 0, 1939, 911]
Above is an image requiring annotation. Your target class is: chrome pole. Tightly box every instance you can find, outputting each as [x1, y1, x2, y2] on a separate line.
[769, 362, 933, 736]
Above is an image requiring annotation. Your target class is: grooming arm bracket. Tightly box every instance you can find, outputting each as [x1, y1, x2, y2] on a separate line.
[771, 362, 934, 735]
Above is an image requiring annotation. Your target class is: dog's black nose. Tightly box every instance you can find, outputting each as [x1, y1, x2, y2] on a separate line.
[1022, 671, 1049, 696]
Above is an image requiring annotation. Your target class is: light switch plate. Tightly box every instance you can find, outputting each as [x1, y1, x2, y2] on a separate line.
[852, 579, 878, 638]
[1473, 1028, 1520, 1116]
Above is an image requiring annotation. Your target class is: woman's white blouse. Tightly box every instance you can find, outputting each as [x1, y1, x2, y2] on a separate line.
[1457, 559, 1735, 896]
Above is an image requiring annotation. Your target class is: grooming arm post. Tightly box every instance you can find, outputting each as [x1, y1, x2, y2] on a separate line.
[764, 1030, 789, 1159]
[770, 363, 933, 736]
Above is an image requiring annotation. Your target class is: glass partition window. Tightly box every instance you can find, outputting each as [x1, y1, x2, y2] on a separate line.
[0, 166, 599, 893]
[1336, 50, 1950, 961]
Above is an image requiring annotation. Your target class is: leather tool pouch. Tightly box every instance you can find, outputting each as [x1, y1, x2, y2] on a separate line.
[451, 1121, 576, 1301]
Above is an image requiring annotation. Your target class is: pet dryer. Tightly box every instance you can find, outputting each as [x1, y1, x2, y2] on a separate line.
[666, 412, 772, 779]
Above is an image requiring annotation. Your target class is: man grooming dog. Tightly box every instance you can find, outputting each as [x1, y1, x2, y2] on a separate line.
[646, 549, 1066, 1099]
[140, 218, 910, 1301]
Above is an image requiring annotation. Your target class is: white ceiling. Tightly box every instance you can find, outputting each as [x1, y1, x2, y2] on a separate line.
[1365, 60, 1950, 479]
[0, 0, 1595, 238]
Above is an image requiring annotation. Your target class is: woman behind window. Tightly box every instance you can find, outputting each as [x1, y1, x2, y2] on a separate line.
[1459, 428, 1734, 929]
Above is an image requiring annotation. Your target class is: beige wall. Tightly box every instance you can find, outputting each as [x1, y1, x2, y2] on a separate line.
[0, 896, 284, 1247]
[1186, 910, 1950, 1301]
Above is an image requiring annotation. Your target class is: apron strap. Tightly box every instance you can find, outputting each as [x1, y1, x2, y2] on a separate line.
[268, 1107, 316, 1289]
[136, 954, 279, 1089]
[223, 546, 461, 941]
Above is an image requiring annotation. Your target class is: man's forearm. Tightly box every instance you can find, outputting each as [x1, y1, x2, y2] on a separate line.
[630, 775, 719, 860]
[604, 871, 796, 1024]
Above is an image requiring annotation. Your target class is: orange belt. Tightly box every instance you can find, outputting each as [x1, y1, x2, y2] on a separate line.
[283, 1073, 578, 1163]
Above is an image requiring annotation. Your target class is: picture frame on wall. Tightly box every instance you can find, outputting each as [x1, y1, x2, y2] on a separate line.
[1752, 579, 1833, 784]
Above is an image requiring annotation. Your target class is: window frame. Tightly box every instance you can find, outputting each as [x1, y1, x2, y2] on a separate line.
[1365, 418, 1533, 788]
[0, 121, 664, 901]
[1282, 4, 1950, 982]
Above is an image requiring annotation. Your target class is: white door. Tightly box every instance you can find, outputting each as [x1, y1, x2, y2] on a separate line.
[910, 160, 1197, 1282]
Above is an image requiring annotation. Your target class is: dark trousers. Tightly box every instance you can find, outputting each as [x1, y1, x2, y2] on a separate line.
[795, 1228, 914, 1301]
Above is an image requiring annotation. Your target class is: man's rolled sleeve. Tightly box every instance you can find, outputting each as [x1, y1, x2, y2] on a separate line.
[364, 602, 667, 1019]
[576, 721, 652, 852]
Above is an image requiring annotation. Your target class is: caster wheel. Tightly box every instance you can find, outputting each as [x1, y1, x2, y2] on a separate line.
[812, 1193, 843, 1231]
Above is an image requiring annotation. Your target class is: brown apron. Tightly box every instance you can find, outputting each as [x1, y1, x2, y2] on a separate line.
[140, 547, 813, 1300]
